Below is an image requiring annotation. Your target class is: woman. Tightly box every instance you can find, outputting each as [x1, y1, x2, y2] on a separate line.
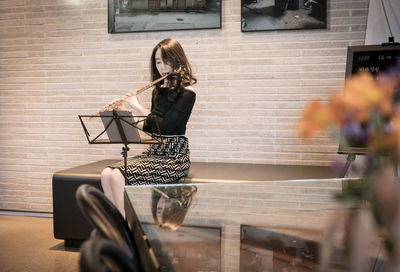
[101, 38, 196, 217]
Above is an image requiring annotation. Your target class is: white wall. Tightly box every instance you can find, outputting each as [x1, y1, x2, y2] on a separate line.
[0, 0, 369, 212]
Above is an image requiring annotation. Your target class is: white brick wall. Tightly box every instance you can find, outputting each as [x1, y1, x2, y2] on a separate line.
[0, 0, 369, 212]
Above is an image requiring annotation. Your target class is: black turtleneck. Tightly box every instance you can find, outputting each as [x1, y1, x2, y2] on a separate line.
[143, 87, 196, 135]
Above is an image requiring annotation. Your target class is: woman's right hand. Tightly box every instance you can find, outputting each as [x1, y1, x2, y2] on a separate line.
[110, 99, 126, 111]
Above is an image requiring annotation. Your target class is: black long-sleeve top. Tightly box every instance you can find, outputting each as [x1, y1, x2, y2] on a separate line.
[143, 87, 196, 135]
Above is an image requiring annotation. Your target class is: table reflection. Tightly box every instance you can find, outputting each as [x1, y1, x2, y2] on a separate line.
[125, 179, 385, 271]
[151, 185, 198, 231]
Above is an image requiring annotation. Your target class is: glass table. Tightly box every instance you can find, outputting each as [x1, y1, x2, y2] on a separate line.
[124, 178, 386, 272]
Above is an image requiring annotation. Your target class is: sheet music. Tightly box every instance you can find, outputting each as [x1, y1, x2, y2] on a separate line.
[100, 111, 141, 143]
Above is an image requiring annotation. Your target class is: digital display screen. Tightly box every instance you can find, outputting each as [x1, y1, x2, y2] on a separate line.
[351, 50, 400, 75]
[340, 45, 400, 154]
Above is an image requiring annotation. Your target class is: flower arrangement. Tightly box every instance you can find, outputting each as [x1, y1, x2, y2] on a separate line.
[296, 61, 400, 271]
[297, 62, 400, 160]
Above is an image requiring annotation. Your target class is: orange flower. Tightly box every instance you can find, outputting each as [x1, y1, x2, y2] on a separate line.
[342, 72, 383, 122]
[296, 101, 335, 139]
[328, 93, 346, 125]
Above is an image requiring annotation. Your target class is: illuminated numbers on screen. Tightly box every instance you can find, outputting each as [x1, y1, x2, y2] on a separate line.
[358, 55, 370, 62]
[358, 67, 380, 73]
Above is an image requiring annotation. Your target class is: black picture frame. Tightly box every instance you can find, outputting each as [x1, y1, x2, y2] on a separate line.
[108, 0, 221, 33]
[241, 0, 327, 32]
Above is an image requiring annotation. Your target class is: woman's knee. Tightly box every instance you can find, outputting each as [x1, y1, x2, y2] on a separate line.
[111, 169, 125, 185]
[101, 168, 112, 182]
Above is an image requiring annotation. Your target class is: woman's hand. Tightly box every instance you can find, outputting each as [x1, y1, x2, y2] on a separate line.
[121, 91, 142, 112]
[160, 78, 170, 89]
[110, 99, 126, 111]
[111, 91, 150, 116]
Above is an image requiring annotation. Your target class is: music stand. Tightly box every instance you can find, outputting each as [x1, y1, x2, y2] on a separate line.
[78, 110, 163, 184]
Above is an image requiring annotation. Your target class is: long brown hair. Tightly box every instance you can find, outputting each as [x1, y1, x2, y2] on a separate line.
[151, 39, 197, 100]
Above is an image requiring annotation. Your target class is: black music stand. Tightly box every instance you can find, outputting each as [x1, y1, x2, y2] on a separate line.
[78, 110, 163, 184]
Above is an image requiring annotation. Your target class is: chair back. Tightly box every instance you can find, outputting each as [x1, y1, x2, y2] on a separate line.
[76, 184, 137, 257]
[80, 237, 139, 272]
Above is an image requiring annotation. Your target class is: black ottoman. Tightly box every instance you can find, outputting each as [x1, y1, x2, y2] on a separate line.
[52, 159, 119, 247]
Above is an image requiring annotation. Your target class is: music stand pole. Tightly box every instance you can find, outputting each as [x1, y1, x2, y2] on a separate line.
[339, 153, 356, 178]
[121, 144, 130, 185]
[113, 110, 130, 185]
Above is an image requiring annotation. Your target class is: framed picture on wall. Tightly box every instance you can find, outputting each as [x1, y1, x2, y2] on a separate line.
[108, 0, 221, 33]
[241, 0, 327, 32]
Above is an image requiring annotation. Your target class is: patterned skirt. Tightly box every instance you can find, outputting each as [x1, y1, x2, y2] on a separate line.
[110, 135, 191, 185]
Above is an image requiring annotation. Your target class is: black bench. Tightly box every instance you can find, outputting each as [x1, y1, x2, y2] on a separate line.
[52, 159, 336, 247]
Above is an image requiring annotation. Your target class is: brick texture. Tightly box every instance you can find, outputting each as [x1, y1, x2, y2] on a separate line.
[0, 0, 369, 212]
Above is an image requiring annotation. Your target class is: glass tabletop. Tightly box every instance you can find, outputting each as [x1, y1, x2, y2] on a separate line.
[125, 178, 384, 272]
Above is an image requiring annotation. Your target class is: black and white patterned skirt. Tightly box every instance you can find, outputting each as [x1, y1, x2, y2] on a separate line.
[110, 135, 190, 185]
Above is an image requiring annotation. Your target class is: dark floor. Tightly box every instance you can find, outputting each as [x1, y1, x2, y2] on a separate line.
[0, 212, 80, 272]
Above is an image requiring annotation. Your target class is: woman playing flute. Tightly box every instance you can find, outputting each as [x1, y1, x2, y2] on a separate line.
[100, 38, 197, 218]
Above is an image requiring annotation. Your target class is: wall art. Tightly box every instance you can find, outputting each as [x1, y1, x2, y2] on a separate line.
[108, 0, 221, 33]
[241, 0, 327, 32]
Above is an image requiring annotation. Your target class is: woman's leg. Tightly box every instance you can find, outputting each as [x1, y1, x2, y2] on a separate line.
[100, 167, 125, 218]
[101, 167, 114, 202]
[110, 169, 126, 218]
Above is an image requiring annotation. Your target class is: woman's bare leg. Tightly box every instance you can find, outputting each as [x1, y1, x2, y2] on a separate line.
[101, 167, 125, 218]
[110, 169, 126, 218]
[101, 168, 114, 202]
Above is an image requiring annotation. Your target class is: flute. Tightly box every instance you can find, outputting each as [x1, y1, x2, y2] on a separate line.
[101, 73, 169, 112]
[91, 69, 180, 118]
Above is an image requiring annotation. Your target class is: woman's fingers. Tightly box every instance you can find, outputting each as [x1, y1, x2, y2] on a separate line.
[125, 90, 136, 97]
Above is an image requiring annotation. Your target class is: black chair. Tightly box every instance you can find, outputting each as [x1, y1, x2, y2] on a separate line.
[76, 184, 161, 272]
[80, 236, 139, 272]
[75, 184, 137, 261]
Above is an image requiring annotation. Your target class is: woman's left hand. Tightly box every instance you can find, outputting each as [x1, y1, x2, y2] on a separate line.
[121, 91, 142, 112]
